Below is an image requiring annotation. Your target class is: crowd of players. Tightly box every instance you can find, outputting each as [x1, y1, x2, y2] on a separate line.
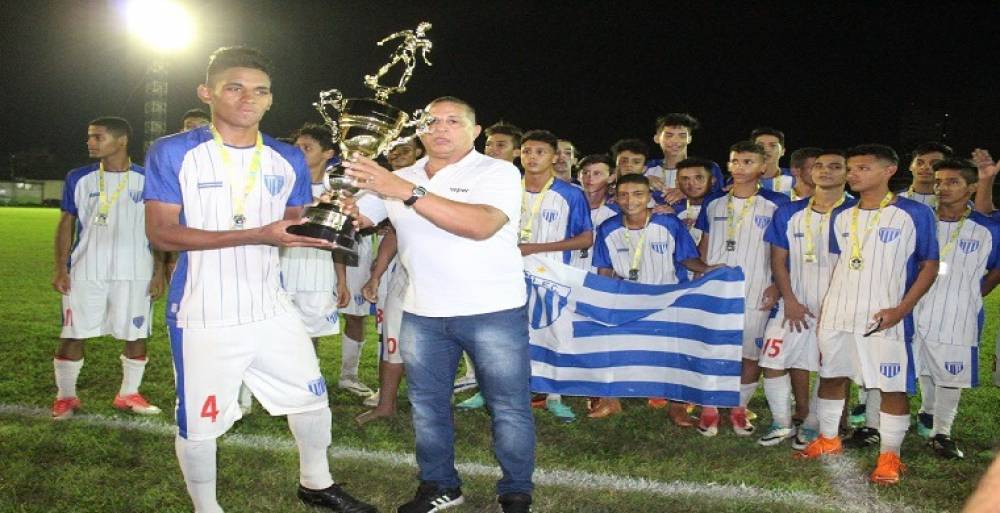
[49, 51, 1000, 511]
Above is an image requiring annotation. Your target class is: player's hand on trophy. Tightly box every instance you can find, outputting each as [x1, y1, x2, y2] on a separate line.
[259, 219, 336, 248]
[342, 153, 413, 201]
[362, 278, 380, 303]
[52, 270, 71, 295]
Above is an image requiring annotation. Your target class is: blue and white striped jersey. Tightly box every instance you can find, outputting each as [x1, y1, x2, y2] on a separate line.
[671, 200, 704, 245]
[570, 203, 619, 271]
[897, 189, 937, 208]
[761, 167, 795, 197]
[522, 178, 593, 264]
[592, 212, 699, 285]
[280, 183, 337, 293]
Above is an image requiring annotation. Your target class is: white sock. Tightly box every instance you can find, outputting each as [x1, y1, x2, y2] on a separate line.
[54, 358, 83, 399]
[462, 352, 476, 380]
[119, 354, 148, 396]
[932, 386, 962, 437]
[865, 388, 882, 429]
[919, 375, 936, 415]
[288, 408, 335, 490]
[804, 378, 820, 430]
[879, 412, 910, 455]
[340, 335, 363, 381]
[817, 398, 845, 439]
[763, 375, 792, 428]
[739, 381, 759, 408]
[176, 436, 223, 513]
[856, 386, 867, 405]
[547, 393, 563, 403]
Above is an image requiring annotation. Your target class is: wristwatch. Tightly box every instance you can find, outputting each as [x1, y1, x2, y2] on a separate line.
[403, 185, 427, 206]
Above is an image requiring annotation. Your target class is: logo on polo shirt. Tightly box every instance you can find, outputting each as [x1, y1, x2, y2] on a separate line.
[449, 187, 469, 193]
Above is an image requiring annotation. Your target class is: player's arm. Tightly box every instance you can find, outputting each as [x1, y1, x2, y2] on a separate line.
[697, 232, 709, 262]
[362, 228, 397, 303]
[873, 259, 939, 330]
[145, 201, 334, 251]
[52, 211, 74, 294]
[972, 149, 997, 214]
[770, 245, 811, 331]
[519, 231, 592, 257]
[334, 261, 350, 308]
[148, 250, 168, 299]
[982, 268, 1000, 296]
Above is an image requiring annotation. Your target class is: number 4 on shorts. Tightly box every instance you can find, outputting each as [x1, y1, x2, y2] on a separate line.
[201, 395, 219, 422]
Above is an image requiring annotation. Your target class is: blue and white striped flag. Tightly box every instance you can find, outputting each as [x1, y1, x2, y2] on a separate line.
[523, 255, 745, 407]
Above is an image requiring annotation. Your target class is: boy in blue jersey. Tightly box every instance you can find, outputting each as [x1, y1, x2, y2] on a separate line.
[646, 113, 726, 203]
[899, 142, 953, 208]
[751, 127, 795, 196]
[143, 46, 375, 513]
[695, 141, 789, 436]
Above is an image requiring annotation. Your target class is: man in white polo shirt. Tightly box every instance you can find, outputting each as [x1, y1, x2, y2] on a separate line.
[343, 96, 534, 513]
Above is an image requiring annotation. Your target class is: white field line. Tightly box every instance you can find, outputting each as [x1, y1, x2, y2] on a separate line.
[1, 404, 914, 512]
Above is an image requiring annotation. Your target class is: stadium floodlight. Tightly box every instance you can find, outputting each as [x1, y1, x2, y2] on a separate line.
[126, 0, 194, 52]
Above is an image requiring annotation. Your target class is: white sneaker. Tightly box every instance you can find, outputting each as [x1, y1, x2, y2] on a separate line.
[758, 424, 795, 446]
[338, 379, 374, 397]
[363, 389, 381, 408]
[453, 375, 478, 393]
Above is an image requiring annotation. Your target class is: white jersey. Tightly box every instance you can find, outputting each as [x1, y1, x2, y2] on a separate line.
[143, 125, 313, 328]
[761, 168, 795, 197]
[521, 178, 593, 264]
[696, 188, 789, 309]
[570, 203, 618, 270]
[672, 200, 704, 245]
[914, 211, 999, 346]
[898, 189, 937, 209]
[592, 212, 699, 285]
[820, 197, 939, 340]
[61, 163, 153, 281]
[280, 183, 337, 293]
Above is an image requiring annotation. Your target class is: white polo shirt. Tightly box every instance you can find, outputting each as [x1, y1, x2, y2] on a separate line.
[357, 149, 526, 317]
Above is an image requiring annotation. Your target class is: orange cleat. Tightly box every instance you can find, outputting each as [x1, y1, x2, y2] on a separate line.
[647, 398, 668, 409]
[870, 452, 906, 485]
[113, 393, 162, 415]
[668, 402, 696, 427]
[531, 393, 547, 409]
[587, 398, 622, 419]
[794, 435, 843, 459]
[52, 397, 81, 420]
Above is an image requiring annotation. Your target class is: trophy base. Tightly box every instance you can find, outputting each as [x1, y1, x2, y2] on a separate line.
[287, 222, 359, 266]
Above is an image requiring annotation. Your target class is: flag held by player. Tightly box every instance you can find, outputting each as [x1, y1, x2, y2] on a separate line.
[524, 255, 745, 407]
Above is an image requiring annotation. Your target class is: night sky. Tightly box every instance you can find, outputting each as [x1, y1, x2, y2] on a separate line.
[3, 1, 1000, 176]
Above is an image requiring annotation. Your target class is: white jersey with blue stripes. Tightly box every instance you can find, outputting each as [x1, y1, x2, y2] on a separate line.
[760, 167, 795, 197]
[280, 183, 337, 293]
[570, 203, 618, 270]
[897, 189, 937, 208]
[671, 200, 704, 245]
[522, 178, 593, 264]
[592, 212, 699, 285]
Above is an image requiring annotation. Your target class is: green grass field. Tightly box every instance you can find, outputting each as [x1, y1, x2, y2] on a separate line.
[1, 207, 998, 513]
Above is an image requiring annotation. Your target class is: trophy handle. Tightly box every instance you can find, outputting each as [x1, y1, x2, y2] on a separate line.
[313, 89, 346, 144]
[385, 109, 435, 151]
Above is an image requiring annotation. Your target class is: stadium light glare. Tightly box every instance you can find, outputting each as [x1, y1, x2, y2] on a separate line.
[126, 0, 194, 52]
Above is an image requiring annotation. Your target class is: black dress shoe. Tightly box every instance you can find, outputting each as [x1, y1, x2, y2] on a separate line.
[298, 483, 378, 513]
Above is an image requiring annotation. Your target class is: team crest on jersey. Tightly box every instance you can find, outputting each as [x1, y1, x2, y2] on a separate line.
[880, 362, 901, 378]
[945, 361, 964, 375]
[753, 215, 771, 230]
[878, 227, 901, 243]
[129, 190, 142, 203]
[307, 377, 327, 396]
[525, 273, 571, 329]
[650, 241, 669, 254]
[132, 316, 145, 329]
[958, 239, 980, 254]
[263, 175, 285, 196]
[541, 209, 559, 223]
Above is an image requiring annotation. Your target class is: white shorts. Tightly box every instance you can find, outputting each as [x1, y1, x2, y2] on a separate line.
[340, 237, 376, 317]
[742, 308, 771, 360]
[758, 306, 819, 372]
[378, 266, 407, 365]
[289, 291, 340, 337]
[916, 338, 979, 388]
[169, 312, 328, 441]
[817, 327, 915, 394]
[60, 280, 152, 341]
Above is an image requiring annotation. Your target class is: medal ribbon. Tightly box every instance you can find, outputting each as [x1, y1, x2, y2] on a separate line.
[97, 160, 132, 217]
[802, 194, 846, 260]
[622, 211, 652, 274]
[848, 191, 894, 267]
[725, 184, 760, 244]
[938, 207, 971, 261]
[520, 176, 555, 242]
[211, 125, 263, 227]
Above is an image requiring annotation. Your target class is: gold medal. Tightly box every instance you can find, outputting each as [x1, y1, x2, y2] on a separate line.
[803, 253, 817, 263]
[232, 214, 246, 229]
[849, 257, 863, 270]
[725, 240, 736, 251]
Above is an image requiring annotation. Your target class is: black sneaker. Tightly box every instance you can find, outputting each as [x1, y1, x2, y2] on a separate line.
[929, 434, 965, 459]
[916, 411, 934, 438]
[842, 427, 881, 449]
[397, 482, 464, 513]
[498, 493, 532, 513]
[297, 483, 377, 513]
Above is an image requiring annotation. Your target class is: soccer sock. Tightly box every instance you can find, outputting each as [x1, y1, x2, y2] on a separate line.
[340, 335, 363, 381]
[53, 358, 83, 399]
[804, 378, 820, 430]
[739, 382, 759, 408]
[175, 436, 223, 513]
[817, 398, 845, 439]
[856, 386, 867, 405]
[763, 375, 792, 428]
[919, 375, 936, 415]
[119, 354, 147, 396]
[864, 388, 882, 430]
[932, 386, 961, 437]
[462, 352, 476, 380]
[879, 412, 910, 455]
[288, 408, 335, 490]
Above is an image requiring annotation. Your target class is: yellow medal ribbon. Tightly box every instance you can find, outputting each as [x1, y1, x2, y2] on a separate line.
[95, 159, 132, 225]
[520, 176, 555, 243]
[211, 125, 263, 229]
[802, 194, 846, 263]
[725, 184, 760, 250]
[847, 191, 893, 270]
[622, 211, 652, 280]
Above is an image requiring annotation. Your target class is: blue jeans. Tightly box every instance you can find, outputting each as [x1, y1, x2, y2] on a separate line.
[400, 305, 535, 495]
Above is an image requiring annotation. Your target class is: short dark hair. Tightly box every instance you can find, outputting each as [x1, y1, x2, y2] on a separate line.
[427, 96, 476, 124]
[933, 158, 978, 184]
[912, 141, 954, 159]
[558, 139, 576, 155]
[656, 113, 700, 132]
[291, 123, 336, 152]
[750, 127, 785, 146]
[818, 149, 847, 159]
[181, 108, 210, 123]
[89, 116, 132, 140]
[610, 138, 650, 160]
[789, 147, 824, 169]
[521, 129, 559, 151]
[729, 140, 766, 157]
[578, 153, 614, 170]
[205, 46, 272, 85]
[616, 173, 651, 188]
[846, 144, 899, 165]
[676, 157, 716, 175]
[485, 122, 523, 147]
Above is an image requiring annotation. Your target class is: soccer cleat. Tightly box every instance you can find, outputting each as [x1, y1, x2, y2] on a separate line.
[870, 452, 906, 485]
[745, 408, 757, 422]
[546, 399, 577, 423]
[530, 393, 548, 409]
[297, 483, 377, 513]
[452, 375, 478, 394]
[697, 407, 719, 437]
[730, 408, 755, 436]
[498, 492, 533, 513]
[794, 435, 843, 459]
[52, 397, 81, 420]
[668, 402, 696, 428]
[456, 392, 485, 410]
[647, 398, 668, 409]
[113, 393, 161, 415]
[338, 379, 375, 397]
[792, 427, 819, 451]
[363, 389, 381, 408]
[929, 434, 965, 459]
[843, 427, 881, 449]
[848, 403, 866, 426]
[397, 482, 464, 513]
[586, 398, 621, 419]
[916, 412, 934, 439]
[758, 424, 795, 446]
